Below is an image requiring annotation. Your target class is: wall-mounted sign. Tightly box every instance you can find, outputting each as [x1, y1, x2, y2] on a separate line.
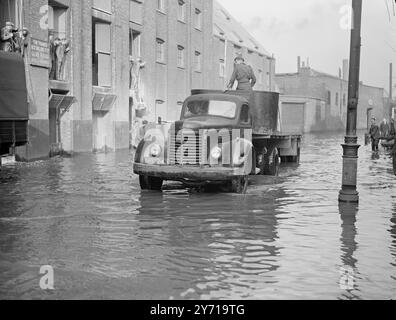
[30, 38, 50, 69]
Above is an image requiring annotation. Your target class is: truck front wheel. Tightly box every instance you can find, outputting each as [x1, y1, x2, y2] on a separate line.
[139, 175, 163, 191]
[229, 176, 248, 194]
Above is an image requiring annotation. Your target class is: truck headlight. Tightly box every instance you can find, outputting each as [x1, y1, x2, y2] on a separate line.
[149, 143, 162, 157]
[211, 146, 222, 160]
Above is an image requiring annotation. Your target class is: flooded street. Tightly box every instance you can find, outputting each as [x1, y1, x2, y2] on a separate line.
[0, 131, 395, 300]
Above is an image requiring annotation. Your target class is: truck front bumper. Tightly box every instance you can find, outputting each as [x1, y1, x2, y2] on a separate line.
[133, 163, 245, 182]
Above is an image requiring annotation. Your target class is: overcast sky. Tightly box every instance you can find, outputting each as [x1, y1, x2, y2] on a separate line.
[217, 0, 396, 93]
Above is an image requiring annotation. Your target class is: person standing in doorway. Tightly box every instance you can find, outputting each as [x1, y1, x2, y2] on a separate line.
[0, 22, 16, 52]
[227, 55, 256, 91]
[369, 118, 381, 152]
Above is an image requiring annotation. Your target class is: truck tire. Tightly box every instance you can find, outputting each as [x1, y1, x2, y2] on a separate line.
[262, 149, 280, 176]
[139, 175, 163, 191]
[292, 147, 301, 164]
[229, 176, 248, 194]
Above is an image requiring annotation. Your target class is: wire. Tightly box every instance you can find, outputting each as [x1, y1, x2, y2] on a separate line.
[385, 40, 396, 54]
[384, 0, 392, 21]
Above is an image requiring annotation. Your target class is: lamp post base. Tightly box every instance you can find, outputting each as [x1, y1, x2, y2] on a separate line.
[339, 136, 360, 203]
[339, 189, 359, 203]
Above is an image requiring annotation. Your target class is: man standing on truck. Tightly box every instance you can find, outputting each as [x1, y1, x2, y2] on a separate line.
[227, 55, 256, 91]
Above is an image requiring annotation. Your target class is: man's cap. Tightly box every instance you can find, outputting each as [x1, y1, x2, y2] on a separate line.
[234, 54, 245, 62]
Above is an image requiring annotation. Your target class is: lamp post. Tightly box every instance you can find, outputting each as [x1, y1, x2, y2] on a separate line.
[339, 0, 363, 203]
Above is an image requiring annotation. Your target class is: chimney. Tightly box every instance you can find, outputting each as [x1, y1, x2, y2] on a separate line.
[339, 68, 342, 78]
[307, 57, 310, 68]
[342, 59, 349, 81]
[297, 56, 301, 72]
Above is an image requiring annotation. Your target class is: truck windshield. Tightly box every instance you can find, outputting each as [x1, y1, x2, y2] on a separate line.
[183, 100, 237, 119]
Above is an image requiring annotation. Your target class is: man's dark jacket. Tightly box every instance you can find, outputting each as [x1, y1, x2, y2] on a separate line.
[228, 63, 257, 90]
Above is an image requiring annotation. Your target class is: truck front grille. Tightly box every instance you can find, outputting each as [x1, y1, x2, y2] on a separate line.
[168, 129, 206, 165]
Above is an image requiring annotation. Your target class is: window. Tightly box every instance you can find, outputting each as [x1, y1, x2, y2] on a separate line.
[129, 29, 141, 58]
[214, 24, 225, 36]
[194, 51, 201, 72]
[156, 38, 165, 63]
[157, 0, 165, 12]
[48, 3, 67, 39]
[93, 20, 112, 87]
[184, 100, 237, 119]
[234, 44, 242, 57]
[343, 94, 347, 107]
[195, 8, 202, 30]
[177, 0, 186, 22]
[240, 105, 250, 124]
[335, 92, 339, 106]
[0, 0, 22, 30]
[327, 91, 331, 105]
[130, 0, 143, 24]
[177, 45, 185, 68]
[93, 0, 112, 13]
[48, 2, 68, 81]
[219, 59, 225, 77]
[258, 70, 263, 84]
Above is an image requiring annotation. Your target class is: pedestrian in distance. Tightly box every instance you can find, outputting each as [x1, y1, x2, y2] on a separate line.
[380, 118, 390, 138]
[389, 118, 395, 139]
[227, 55, 256, 91]
[369, 118, 380, 152]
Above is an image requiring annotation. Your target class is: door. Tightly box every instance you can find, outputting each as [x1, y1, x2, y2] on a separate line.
[281, 103, 305, 133]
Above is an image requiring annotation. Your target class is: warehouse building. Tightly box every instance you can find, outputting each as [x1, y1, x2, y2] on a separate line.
[276, 57, 386, 133]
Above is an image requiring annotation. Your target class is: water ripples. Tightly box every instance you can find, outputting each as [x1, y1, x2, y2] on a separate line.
[0, 132, 395, 299]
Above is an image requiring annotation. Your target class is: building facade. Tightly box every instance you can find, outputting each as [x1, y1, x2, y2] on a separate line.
[276, 57, 386, 132]
[0, 0, 275, 161]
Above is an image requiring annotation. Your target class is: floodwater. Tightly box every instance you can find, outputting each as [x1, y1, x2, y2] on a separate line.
[0, 132, 395, 300]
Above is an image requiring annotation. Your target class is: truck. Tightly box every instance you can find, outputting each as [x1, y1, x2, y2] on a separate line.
[0, 51, 29, 165]
[133, 89, 302, 193]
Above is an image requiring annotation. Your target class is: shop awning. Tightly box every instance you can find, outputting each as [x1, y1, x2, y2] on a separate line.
[92, 93, 117, 112]
[49, 92, 76, 117]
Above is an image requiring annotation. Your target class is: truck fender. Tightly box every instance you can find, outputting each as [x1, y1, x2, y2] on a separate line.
[134, 127, 166, 164]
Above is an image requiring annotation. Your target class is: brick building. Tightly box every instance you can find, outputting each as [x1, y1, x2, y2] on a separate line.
[276, 57, 386, 132]
[0, 0, 275, 160]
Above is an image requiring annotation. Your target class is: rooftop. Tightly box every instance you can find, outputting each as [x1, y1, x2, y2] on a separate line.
[213, 0, 271, 58]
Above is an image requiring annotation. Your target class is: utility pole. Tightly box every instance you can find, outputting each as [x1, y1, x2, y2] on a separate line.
[339, 0, 363, 203]
[390, 63, 393, 117]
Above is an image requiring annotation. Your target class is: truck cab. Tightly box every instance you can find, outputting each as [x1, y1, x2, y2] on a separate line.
[134, 90, 302, 193]
[0, 51, 29, 163]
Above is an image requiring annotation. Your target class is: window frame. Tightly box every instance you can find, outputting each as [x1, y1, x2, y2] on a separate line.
[92, 0, 112, 14]
[194, 8, 202, 30]
[156, 38, 166, 63]
[92, 19, 112, 88]
[194, 51, 202, 72]
[177, 45, 185, 69]
[177, 0, 186, 22]
[129, 29, 141, 58]
[157, 0, 166, 13]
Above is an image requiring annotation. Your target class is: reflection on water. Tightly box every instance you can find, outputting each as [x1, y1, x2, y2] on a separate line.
[0, 132, 395, 300]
